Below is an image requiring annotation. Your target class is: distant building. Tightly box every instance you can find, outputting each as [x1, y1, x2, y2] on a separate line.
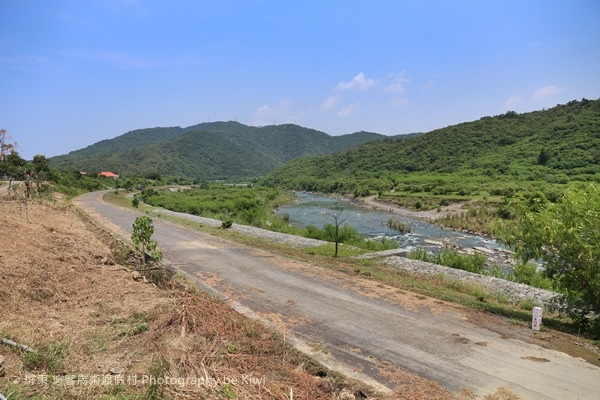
[98, 171, 119, 179]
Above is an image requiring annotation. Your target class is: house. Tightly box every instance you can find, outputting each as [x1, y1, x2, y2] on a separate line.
[98, 171, 119, 179]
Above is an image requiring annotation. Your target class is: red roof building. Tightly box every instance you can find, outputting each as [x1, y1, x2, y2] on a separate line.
[98, 171, 119, 178]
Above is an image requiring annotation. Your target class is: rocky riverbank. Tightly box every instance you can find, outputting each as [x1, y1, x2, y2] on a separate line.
[383, 256, 558, 307]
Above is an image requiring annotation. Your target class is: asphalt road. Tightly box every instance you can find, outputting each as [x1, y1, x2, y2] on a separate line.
[76, 191, 600, 399]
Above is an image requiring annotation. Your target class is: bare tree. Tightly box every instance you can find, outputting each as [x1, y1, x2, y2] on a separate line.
[0, 129, 24, 197]
[325, 207, 349, 257]
[0, 129, 18, 161]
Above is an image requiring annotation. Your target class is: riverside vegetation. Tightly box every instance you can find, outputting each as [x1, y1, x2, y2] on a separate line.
[139, 184, 398, 252]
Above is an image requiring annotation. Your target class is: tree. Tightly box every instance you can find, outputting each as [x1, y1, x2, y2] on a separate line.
[32, 154, 50, 190]
[537, 148, 550, 165]
[131, 216, 163, 265]
[495, 183, 600, 335]
[325, 207, 349, 257]
[1, 152, 26, 197]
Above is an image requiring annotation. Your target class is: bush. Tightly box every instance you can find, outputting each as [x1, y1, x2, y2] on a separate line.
[221, 220, 233, 229]
[304, 224, 397, 251]
[387, 219, 412, 233]
[510, 262, 553, 290]
[408, 249, 486, 274]
[495, 183, 600, 336]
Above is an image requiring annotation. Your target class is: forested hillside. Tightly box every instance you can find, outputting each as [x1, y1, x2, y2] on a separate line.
[49, 122, 387, 179]
[262, 99, 600, 193]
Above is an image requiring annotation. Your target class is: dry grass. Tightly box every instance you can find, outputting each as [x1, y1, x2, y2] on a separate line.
[0, 196, 373, 399]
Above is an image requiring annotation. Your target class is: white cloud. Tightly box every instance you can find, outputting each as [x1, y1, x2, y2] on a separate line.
[531, 85, 564, 102]
[321, 71, 411, 116]
[384, 72, 408, 94]
[336, 72, 375, 92]
[252, 100, 295, 126]
[504, 95, 523, 110]
[320, 95, 340, 113]
[502, 85, 565, 112]
[337, 103, 360, 117]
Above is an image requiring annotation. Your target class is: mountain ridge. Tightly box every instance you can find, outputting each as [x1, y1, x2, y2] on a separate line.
[261, 98, 600, 192]
[49, 122, 394, 179]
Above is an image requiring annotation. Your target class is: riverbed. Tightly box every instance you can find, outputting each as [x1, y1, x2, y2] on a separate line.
[275, 193, 511, 263]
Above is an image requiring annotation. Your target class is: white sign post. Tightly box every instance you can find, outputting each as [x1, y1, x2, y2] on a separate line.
[532, 307, 543, 331]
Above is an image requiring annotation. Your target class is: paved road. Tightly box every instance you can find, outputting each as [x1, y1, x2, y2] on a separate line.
[77, 192, 600, 399]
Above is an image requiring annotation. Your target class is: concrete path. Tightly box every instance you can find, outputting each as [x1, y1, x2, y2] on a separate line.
[76, 191, 600, 399]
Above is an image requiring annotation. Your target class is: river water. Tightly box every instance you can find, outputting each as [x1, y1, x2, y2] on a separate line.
[275, 193, 505, 254]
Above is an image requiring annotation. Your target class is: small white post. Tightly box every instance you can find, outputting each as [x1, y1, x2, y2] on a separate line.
[532, 306, 543, 331]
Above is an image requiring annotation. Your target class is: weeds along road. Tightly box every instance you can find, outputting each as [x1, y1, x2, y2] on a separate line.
[76, 191, 600, 399]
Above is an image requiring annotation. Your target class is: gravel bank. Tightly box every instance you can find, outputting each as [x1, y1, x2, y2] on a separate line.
[154, 207, 558, 307]
[153, 208, 328, 248]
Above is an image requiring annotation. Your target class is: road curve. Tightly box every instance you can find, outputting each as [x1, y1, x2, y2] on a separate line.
[76, 191, 600, 399]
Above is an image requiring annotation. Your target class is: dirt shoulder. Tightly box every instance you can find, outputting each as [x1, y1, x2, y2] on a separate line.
[0, 195, 375, 399]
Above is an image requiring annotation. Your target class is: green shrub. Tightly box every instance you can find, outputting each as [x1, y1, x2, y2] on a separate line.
[510, 262, 553, 290]
[408, 249, 486, 274]
[387, 219, 412, 233]
[305, 224, 397, 251]
[222, 220, 233, 229]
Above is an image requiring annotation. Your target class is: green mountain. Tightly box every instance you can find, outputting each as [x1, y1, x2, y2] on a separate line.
[49, 122, 387, 179]
[262, 99, 600, 192]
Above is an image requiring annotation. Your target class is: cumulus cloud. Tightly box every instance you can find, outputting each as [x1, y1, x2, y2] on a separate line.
[320, 72, 373, 115]
[531, 85, 564, 102]
[252, 100, 296, 126]
[320, 95, 340, 113]
[336, 72, 375, 92]
[321, 71, 411, 117]
[384, 72, 408, 94]
[337, 103, 360, 117]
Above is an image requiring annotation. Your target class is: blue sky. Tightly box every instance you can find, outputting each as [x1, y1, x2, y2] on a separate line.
[1, 0, 599, 160]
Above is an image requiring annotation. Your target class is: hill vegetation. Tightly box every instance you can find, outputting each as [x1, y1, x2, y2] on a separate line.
[261, 98, 600, 194]
[49, 122, 390, 179]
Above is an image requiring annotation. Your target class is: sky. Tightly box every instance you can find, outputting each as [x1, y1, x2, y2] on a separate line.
[1, 0, 599, 160]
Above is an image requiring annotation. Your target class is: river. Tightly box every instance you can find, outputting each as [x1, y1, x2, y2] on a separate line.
[275, 193, 507, 257]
